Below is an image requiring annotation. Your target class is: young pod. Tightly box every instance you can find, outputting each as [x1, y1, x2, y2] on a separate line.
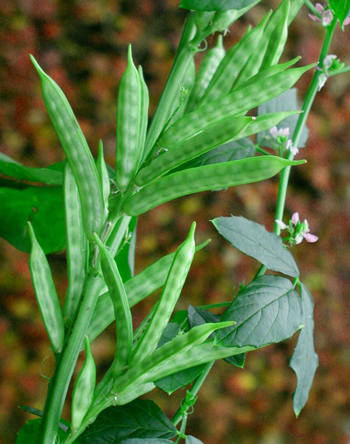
[86, 239, 211, 343]
[135, 116, 251, 186]
[128, 222, 196, 367]
[97, 140, 110, 221]
[116, 45, 142, 191]
[172, 57, 196, 123]
[157, 63, 314, 150]
[93, 233, 133, 376]
[71, 336, 96, 433]
[138, 339, 254, 387]
[261, 0, 290, 69]
[115, 321, 235, 393]
[62, 162, 87, 328]
[200, 11, 271, 105]
[124, 157, 306, 217]
[239, 56, 301, 89]
[137, 66, 150, 169]
[185, 35, 226, 113]
[28, 222, 65, 354]
[30, 56, 104, 242]
[238, 111, 301, 140]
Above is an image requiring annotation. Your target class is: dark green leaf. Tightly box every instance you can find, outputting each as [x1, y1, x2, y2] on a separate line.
[0, 186, 66, 254]
[257, 89, 308, 148]
[290, 283, 319, 417]
[155, 364, 207, 395]
[186, 436, 204, 444]
[0, 152, 62, 185]
[328, 0, 350, 27]
[216, 275, 302, 347]
[212, 216, 299, 277]
[116, 216, 138, 281]
[180, 0, 259, 12]
[15, 419, 68, 443]
[157, 322, 182, 348]
[187, 305, 246, 367]
[224, 352, 245, 367]
[171, 310, 188, 324]
[78, 399, 177, 443]
[187, 305, 221, 332]
[171, 138, 255, 173]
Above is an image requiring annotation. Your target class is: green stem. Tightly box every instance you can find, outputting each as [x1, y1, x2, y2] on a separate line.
[255, 18, 337, 278]
[175, 413, 188, 443]
[171, 361, 215, 427]
[37, 275, 104, 444]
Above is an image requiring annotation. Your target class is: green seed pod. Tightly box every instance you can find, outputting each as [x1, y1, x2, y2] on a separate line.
[136, 339, 255, 387]
[173, 57, 196, 123]
[234, 1, 294, 89]
[27, 222, 65, 354]
[86, 239, 211, 343]
[137, 66, 150, 169]
[116, 45, 142, 191]
[93, 233, 133, 376]
[135, 116, 251, 186]
[261, 0, 290, 69]
[238, 111, 301, 140]
[128, 222, 196, 367]
[30, 56, 104, 242]
[200, 11, 271, 105]
[186, 35, 226, 113]
[62, 162, 88, 328]
[71, 336, 96, 433]
[237, 56, 301, 90]
[158, 64, 314, 150]
[115, 322, 235, 393]
[124, 157, 306, 217]
[97, 140, 110, 221]
[106, 215, 132, 259]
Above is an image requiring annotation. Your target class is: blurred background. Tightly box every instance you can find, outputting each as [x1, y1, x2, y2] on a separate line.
[1, 0, 350, 443]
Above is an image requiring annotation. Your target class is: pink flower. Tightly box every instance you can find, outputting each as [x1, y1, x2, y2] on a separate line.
[276, 212, 318, 245]
[308, 3, 334, 26]
[291, 212, 300, 225]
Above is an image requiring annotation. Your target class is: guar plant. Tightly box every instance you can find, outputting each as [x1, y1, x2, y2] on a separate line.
[3, 0, 350, 442]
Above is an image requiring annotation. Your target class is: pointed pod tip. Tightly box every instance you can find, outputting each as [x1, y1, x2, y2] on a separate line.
[220, 321, 236, 328]
[127, 44, 134, 64]
[29, 55, 45, 79]
[98, 140, 104, 157]
[27, 221, 36, 244]
[84, 336, 91, 353]
[189, 221, 196, 238]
